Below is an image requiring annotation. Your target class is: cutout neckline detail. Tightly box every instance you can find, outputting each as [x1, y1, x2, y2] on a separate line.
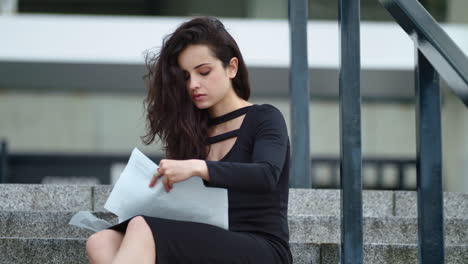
[206, 104, 255, 146]
[208, 105, 254, 126]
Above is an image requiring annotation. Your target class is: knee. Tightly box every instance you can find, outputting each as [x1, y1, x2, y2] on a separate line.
[86, 230, 119, 255]
[126, 216, 151, 234]
[127, 216, 156, 256]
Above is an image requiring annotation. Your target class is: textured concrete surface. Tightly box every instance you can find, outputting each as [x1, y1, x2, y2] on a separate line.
[363, 244, 468, 264]
[3, 210, 467, 246]
[93, 185, 113, 211]
[7, 185, 468, 219]
[320, 243, 340, 264]
[289, 242, 320, 264]
[395, 191, 468, 219]
[0, 238, 466, 263]
[445, 218, 468, 245]
[321, 243, 468, 264]
[289, 216, 468, 245]
[362, 217, 416, 244]
[0, 238, 88, 264]
[0, 184, 92, 211]
[0, 211, 117, 238]
[446, 245, 468, 264]
[2, 184, 467, 263]
[288, 189, 393, 217]
[289, 216, 340, 244]
[0, 238, 320, 264]
[363, 244, 417, 264]
[362, 191, 394, 217]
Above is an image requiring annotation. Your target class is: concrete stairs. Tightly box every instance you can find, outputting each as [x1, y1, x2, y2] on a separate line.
[0, 184, 467, 263]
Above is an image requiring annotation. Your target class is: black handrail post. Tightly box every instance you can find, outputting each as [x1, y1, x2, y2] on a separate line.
[288, 0, 311, 188]
[378, 0, 468, 107]
[339, 0, 363, 263]
[1, 140, 8, 183]
[415, 49, 445, 264]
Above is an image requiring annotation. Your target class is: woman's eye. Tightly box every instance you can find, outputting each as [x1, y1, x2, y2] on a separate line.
[200, 71, 210, 76]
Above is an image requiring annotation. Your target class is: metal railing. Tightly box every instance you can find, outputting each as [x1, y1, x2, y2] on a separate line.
[288, 0, 468, 263]
[288, 0, 311, 188]
[378, 1, 468, 263]
[288, 0, 363, 262]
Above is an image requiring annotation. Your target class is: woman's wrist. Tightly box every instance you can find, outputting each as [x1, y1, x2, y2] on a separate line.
[191, 159, 209, 181]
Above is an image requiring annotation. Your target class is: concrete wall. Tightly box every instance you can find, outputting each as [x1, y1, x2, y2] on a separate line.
[441, 85, 468, 193]
[448, 0, 468, 23]
[0, 0, 17, 15]
[0, 91, 415, 156]
[0, 90, 161, 154]
[2, 88, 466, 191]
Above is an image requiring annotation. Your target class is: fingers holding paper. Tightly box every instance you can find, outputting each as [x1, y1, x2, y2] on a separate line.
[149, 159, 202, 192]
[148, 168, 162, 188]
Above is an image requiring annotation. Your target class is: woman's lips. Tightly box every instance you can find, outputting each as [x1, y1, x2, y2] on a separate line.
[193, 94, 206, 101]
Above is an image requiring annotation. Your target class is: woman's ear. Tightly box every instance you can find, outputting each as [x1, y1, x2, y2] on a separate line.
[227, 57, 238, 79]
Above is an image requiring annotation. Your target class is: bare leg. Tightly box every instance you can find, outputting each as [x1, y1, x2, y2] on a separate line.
[86, 229, 124, 264]
[112, 216, 156, 264]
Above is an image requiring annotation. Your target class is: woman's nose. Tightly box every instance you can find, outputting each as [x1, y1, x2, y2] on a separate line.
[188, 76, 200, 90]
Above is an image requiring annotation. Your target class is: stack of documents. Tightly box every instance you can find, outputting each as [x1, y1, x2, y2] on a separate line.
[69, 148, 228, 232]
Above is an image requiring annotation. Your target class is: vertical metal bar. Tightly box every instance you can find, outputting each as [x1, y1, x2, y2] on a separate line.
[288, 0, 310, 188]
[1, 140, 8, 183]
[339, 0, 363, 262]
[415, 48, 445, 264]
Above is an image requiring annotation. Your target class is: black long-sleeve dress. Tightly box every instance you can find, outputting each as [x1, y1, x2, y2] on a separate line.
[109, 104, 293, 264]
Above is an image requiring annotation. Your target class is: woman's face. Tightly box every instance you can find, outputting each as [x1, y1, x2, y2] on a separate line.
[178, 44, 238, 110]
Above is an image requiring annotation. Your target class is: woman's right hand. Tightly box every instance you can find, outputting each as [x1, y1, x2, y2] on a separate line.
[148, 159, 209, 192]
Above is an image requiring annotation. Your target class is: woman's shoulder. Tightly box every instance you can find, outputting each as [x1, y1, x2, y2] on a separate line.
[247, 104, 287, 132]
[250, 104, 285, 120]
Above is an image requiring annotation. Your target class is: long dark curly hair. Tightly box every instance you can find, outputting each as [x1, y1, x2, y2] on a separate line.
[141, 17, 251, 159]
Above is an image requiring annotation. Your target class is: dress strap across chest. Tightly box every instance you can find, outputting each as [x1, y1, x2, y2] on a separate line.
[207, 105, 253, 144]
[207, 105, 253, 126]
[207, 129, 240, 144]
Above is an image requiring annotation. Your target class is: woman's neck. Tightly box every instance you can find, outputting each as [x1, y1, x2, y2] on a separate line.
[208, 91, 252, 118]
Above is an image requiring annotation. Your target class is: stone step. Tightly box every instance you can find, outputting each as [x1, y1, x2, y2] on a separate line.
[289, 215, 468, 245]
[1, 184, 467, 218]
[0, 184, 92, 211]
[0, 211, 114, 239]
[0, 237, 466, 264]
[1, 211, 467, 245]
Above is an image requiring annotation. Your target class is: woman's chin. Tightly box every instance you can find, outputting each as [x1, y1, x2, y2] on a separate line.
[192, 101, 212, 110]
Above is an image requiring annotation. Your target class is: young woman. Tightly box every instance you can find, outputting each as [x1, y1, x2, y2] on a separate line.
[86, 16, 292, 264]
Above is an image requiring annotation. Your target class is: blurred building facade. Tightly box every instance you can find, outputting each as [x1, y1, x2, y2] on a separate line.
[0, 0, 467, 191]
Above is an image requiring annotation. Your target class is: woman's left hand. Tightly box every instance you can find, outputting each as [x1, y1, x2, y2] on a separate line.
[149, 159, 201, 192]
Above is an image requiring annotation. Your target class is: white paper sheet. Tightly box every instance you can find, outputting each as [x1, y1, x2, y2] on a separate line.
[69, 148, 228, 232]
[107, 148, 228, 228]
[69, 211, 113, 232]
